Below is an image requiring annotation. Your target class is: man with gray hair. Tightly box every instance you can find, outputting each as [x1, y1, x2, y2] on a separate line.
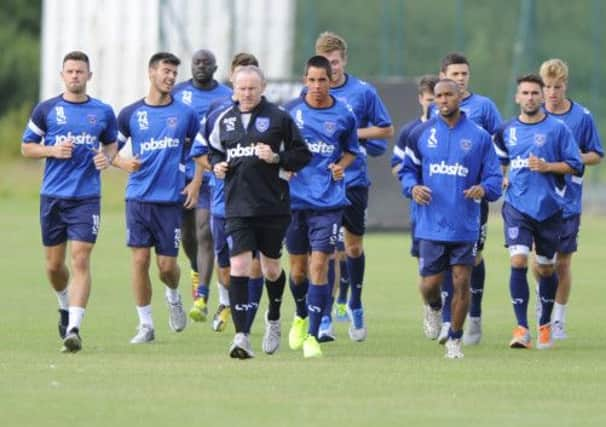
[207, 65, 311, 358]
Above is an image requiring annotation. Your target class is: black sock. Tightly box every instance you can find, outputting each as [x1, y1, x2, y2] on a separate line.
[265, 270, 286, 321]
[228, 275, 250, 333]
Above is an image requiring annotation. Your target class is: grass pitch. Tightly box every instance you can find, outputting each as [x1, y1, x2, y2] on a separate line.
[1, 161, 605, 427]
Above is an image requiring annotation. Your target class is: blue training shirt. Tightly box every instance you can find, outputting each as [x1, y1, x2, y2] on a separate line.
[401, 114, 502, 242]
[329, 73, 392, 188]
[172, 80, 232, 182]
[493, 114, 584, 221]
[22, 95, 118, 199]
[392, 118, 423, 169]
[546, 101, 604, 218]
[192, 96, 235, 218]
[117, 98, 200, 203]
[284, 95, 360, 211]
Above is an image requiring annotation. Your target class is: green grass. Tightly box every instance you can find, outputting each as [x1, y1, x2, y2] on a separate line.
[1, 160, 606, 427]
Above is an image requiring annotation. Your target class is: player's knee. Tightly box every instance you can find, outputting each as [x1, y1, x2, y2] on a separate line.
[70, 251, 91, 272]
[250, 259, 262, 278]
[262, 261, 282, 282]
[157, 258, 178, 277]
[345, 242, 363, 258]
[536, 264, 555, 277]
[45, 259, 65, 275]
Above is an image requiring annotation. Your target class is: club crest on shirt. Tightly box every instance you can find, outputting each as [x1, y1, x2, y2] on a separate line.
[534, 133, 546, 147]
[55, 106, 67, 125]
[508, 127, 517, 146]
[167, 116, 178, 128]
[87, 114, 97, 125]
[181, 91, 192, 105]
[460, 139, 472, 151]
[324, 121, 336, 136]
[137, 111, 149, 130]
[224, 117, 236, 131]
[507, 226, 519, 240]
[255, 117, 270, 133]
[427, 128, 438, 148]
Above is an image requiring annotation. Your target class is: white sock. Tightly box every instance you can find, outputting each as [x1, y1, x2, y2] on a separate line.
[165, 286, 180, 304]
[136, 305, 154, 328]
[552, 302, 567, 324]
[56, 288, 69, 310]
[67, 306, 85, 332]
[218, 282, 230, 306]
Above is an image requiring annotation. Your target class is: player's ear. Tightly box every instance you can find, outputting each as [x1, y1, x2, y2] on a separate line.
[87, 71, 93, 82]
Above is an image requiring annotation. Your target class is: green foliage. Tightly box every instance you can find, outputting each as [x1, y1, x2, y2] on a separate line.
[0, 0, 41, 117]
[0, 103, 32, 160]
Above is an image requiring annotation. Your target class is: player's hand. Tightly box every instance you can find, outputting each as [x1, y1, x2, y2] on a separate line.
[255, 143, 278, 164]
[502, 176, 509, 191]
[412, 185, 432, 205]
[528, 153, 550, 173]
[214, 161, 229, 179]
[52, 139, 74, 159]
[328, 163, 345, 181]
[115, 154, 142, 173]
[181, 180, 201, 209]
[93, 147, 110, 170]
[463, 184, 485, 200]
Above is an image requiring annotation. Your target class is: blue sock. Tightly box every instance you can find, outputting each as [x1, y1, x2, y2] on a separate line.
[228, 276, 249, 333]
[196, 284, 209, 300]
[539, 272, 558, 326]
[337, 259, 349, 304]
[347, 253, 365, 310]
[323, 259, 336, 318]
[246, 276, 264, 329]
[469, 260, 485, 317]
[441, 269, 453, 323]
[448, 327, 463, 340]
[307, 284, 330, 338]
[510, 267, 529, 328]
[289, 276, 309, 318]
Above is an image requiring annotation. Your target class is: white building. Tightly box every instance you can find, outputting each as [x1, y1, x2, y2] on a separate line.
[41, 0, 297, 110]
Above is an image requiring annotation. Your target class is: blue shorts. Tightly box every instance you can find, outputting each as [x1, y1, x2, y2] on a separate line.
[410, 219, 420, 258]
[419, 240, 477, 277]
[40, 196, 100, 246]
[342, 186, 368, 236]
[286, 209, 342, 255]
[558, 214, 580, 254]
[126, 200, 182, 257]
[502, 202, 562, 262]
[210, 215, 230, 268]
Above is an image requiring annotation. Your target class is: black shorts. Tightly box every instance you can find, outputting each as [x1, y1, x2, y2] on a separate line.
[226, 215, 290, 259]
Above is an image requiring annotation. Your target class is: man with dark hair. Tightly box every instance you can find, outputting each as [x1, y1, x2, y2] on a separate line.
[207, 65, 311, 359]
[172, 49, 232, 323]
[401, 79, 502, 359]
[22, 50, 118, 353]
[493, 74, 583, 350]
[433, 52, 503, 345]
[284, 55, 359, 357]
[315, 31, 394, 342]
[113, 52, 200, 344]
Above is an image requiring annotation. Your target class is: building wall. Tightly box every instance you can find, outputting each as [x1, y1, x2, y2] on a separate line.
[41, 0, 295, 110]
